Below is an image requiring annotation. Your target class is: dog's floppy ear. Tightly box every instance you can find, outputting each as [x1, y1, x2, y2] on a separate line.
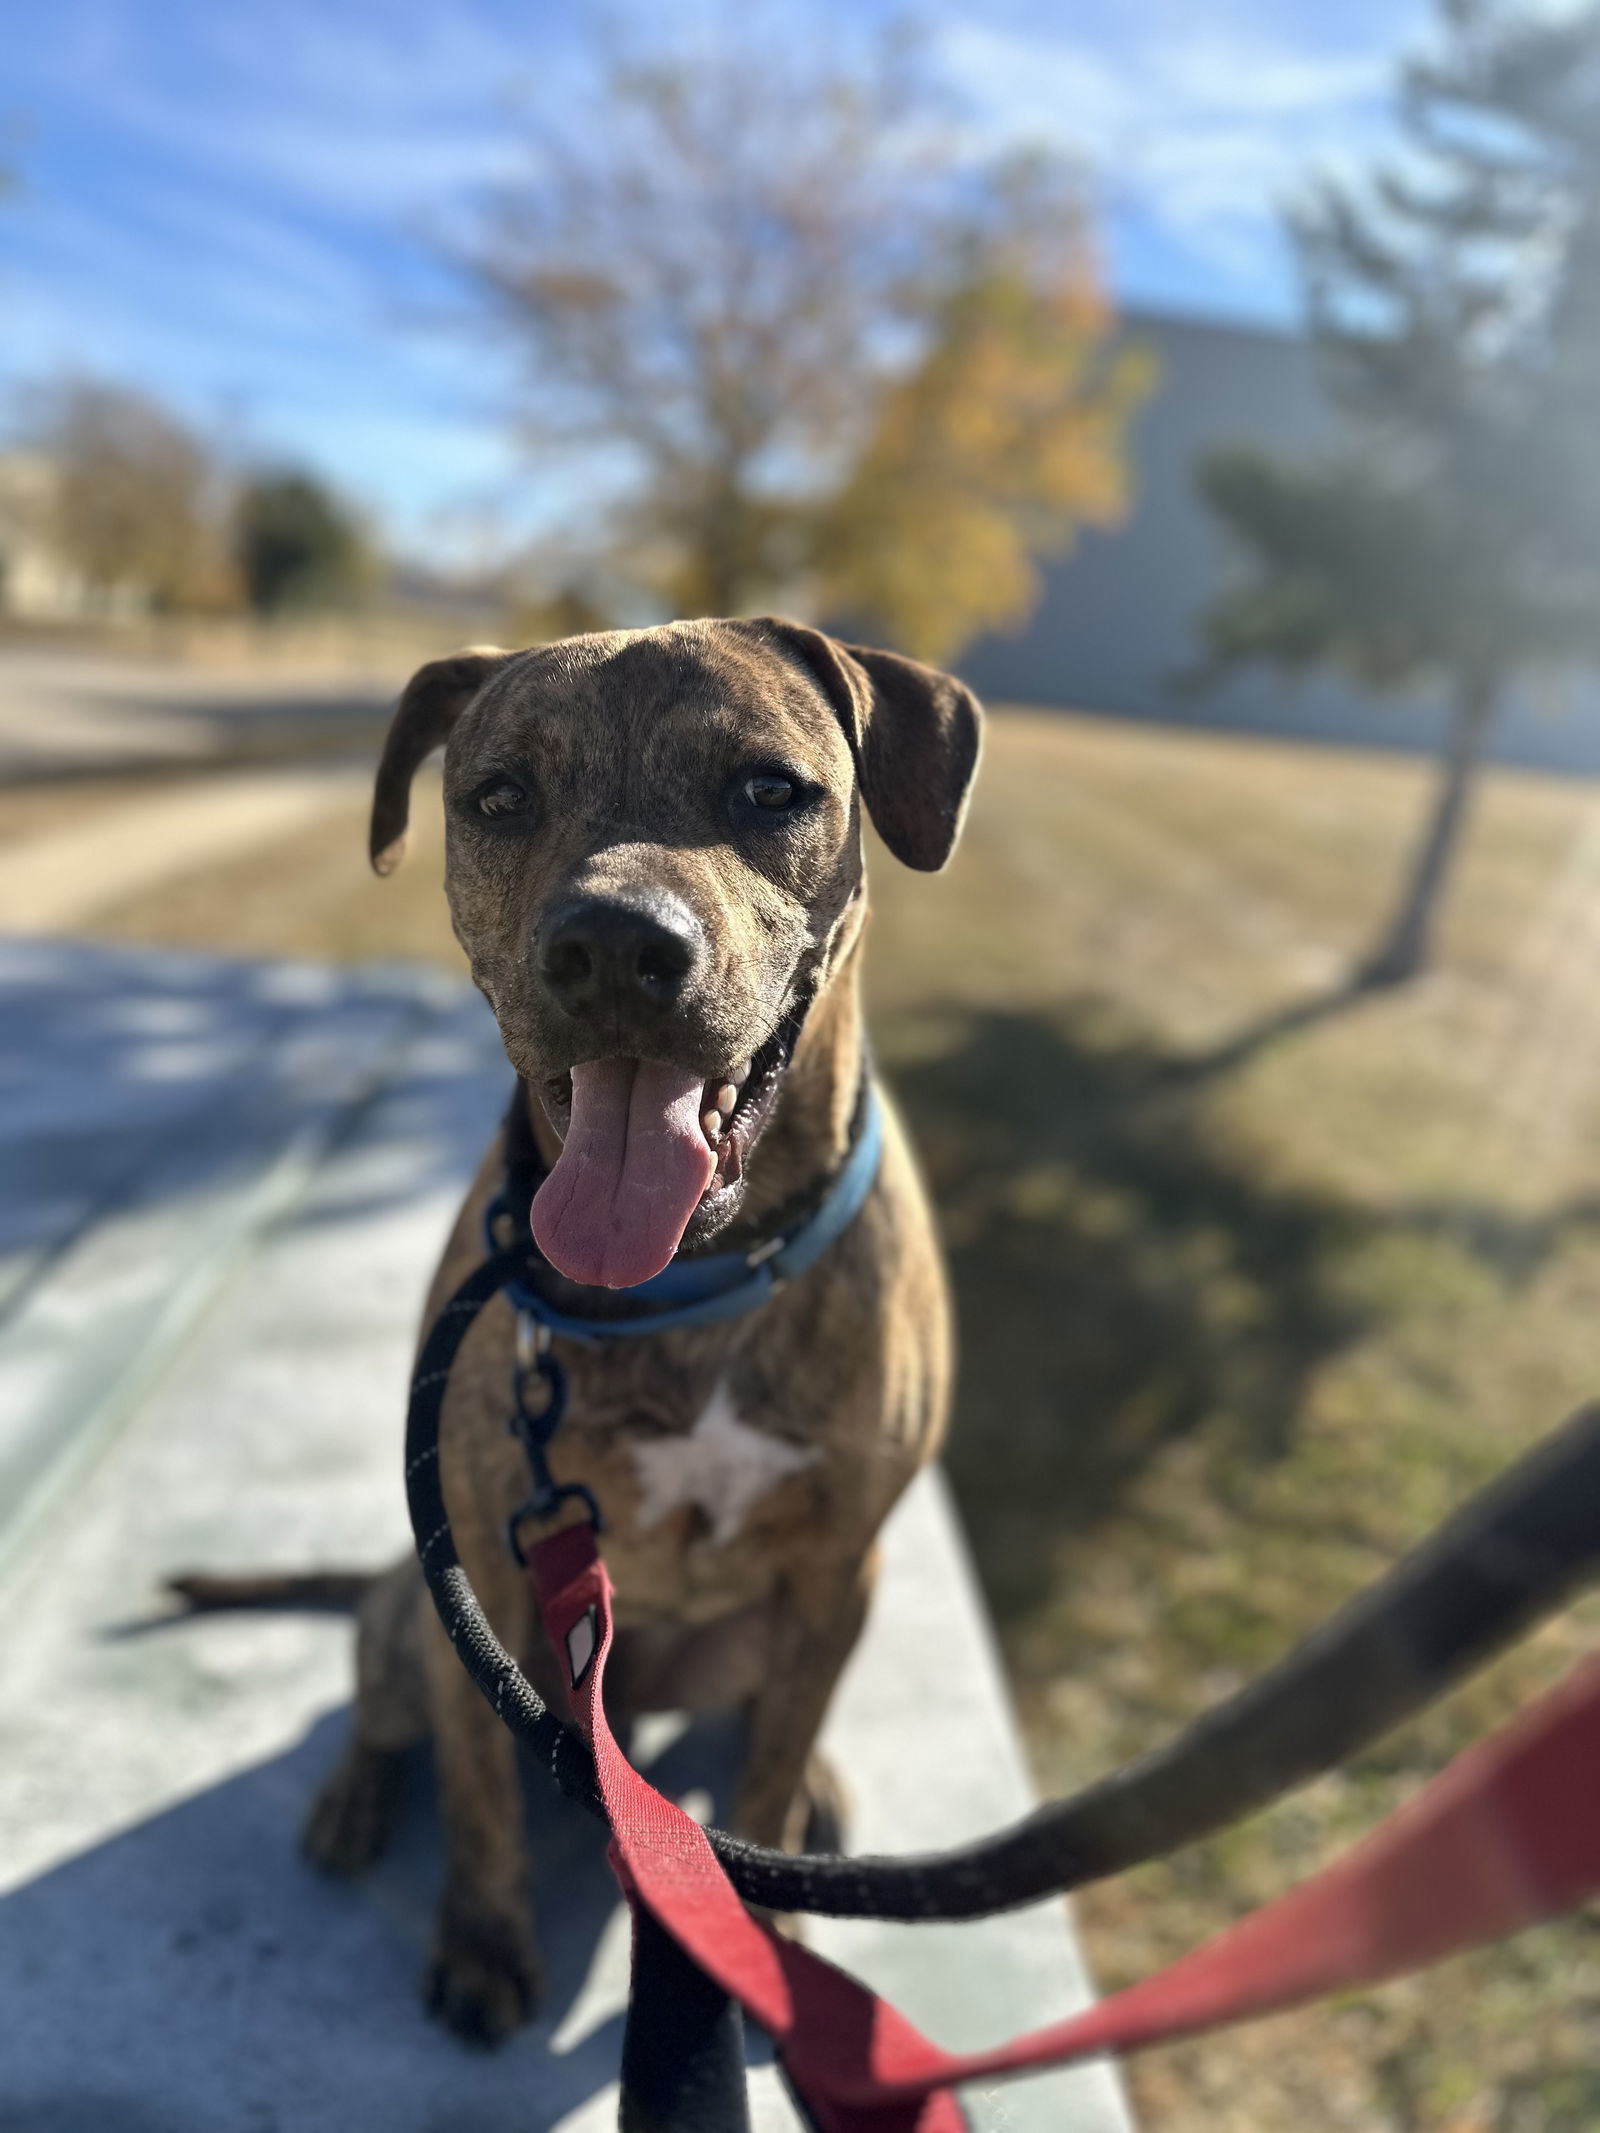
[749, 620, 982, 871]
[369, 647, 511, 876]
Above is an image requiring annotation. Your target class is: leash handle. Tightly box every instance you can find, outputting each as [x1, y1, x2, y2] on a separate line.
[531, 1515, 1600, 2123]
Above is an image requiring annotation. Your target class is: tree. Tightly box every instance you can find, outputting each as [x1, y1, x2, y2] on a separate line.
[456, 26, 1138, 647]
[1198, 0, 1600, 986]
[34, 380, 233, 613]
[233, 470, 372, 616]
[816, 160, 1150, 663]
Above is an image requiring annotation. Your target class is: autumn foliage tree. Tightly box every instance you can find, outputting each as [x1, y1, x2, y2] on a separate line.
[457, 29, 1140, 654]
[33, 381, 235, 613]
[817, 162, 1148, 662]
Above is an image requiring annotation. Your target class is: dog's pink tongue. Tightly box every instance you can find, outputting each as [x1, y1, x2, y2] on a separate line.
[531, 1057, 715, 1288]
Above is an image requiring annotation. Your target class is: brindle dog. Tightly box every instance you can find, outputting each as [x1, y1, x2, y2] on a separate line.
[303, 617, 981, 2043]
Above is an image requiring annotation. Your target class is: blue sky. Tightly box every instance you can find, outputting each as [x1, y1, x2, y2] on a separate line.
[5, 0, 1433, 564]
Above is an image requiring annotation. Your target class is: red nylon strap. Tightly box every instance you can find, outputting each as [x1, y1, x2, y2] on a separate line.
[531, 1522, 1600, 2129]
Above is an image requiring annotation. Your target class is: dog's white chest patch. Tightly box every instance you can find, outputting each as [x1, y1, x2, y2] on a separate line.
[631, 1381, 814, 1546]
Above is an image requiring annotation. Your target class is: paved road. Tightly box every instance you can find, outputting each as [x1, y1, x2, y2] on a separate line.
[0, 646, 399, 780]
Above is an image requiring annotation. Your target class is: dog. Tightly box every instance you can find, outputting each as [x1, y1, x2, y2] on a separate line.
[223, 618, 981, 2043]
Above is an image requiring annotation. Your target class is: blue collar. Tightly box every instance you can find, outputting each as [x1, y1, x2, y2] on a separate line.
[486, 1079, 884, 1344]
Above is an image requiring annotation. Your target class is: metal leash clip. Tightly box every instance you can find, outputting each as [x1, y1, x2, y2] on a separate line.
[505, 1311, 602, 1559]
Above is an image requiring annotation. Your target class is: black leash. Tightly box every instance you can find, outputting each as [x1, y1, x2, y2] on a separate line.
[406, 1246, 1600, 1923]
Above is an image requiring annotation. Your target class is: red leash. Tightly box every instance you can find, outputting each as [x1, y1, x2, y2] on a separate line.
[531, 1520, 1600, 2131]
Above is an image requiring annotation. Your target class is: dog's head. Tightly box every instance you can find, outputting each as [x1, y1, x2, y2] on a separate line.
[371, 617, 981, 1288]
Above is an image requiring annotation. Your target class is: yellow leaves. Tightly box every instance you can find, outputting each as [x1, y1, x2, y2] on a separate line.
[818, 261, 1154, 664]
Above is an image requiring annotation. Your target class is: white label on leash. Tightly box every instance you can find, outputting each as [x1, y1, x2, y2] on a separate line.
[566, 1606, 598, 1689]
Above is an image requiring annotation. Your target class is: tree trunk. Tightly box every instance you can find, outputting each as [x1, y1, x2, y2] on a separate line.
[1358, 668, 1499, 989]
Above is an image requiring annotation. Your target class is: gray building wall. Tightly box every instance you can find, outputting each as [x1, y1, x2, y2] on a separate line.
[957, 308, 1600, 777]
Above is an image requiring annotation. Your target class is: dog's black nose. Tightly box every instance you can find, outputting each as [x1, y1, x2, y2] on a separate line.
[540, 894, 703, 1014]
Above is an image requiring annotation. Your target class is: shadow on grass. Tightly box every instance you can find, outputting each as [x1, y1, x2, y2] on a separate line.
[891, 1003, 1368, 1628]
[889, 1001, 1600, 1632]
[1160, 975, 1378, 1085]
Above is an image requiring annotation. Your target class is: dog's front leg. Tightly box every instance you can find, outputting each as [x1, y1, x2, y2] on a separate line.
[422, 1539, 542, 2044]
[731, 1548, 878, 1852]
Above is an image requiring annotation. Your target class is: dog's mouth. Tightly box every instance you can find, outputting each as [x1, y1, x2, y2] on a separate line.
[529, 1001, 806, 1289]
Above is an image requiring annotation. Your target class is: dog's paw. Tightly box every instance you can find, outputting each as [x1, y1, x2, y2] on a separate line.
[302, 1745, 396, 1876]
[426, 1903, 544, 2047]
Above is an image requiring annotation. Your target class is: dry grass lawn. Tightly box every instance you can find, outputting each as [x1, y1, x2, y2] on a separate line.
[67, 708, 1600, 2131]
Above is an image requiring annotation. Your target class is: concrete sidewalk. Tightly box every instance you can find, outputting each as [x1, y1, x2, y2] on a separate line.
[0, 939, 1131, 2133]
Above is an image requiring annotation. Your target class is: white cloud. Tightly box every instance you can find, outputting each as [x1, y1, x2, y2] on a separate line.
[935, 11, 1424, 300]
[10, 0, 561, 218]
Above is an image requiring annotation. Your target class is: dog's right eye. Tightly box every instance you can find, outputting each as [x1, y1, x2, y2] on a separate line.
[474, 777, 529, 820]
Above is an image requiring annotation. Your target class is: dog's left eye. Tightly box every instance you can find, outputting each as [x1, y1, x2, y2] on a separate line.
[475, 777, 529, 819]
[742, 773, 794, 811]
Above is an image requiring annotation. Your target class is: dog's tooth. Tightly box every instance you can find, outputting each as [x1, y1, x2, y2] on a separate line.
[701, 1108, 723, 1144]
[714, 1082, 738, 1118]
[730, 1059, 752, 1086]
